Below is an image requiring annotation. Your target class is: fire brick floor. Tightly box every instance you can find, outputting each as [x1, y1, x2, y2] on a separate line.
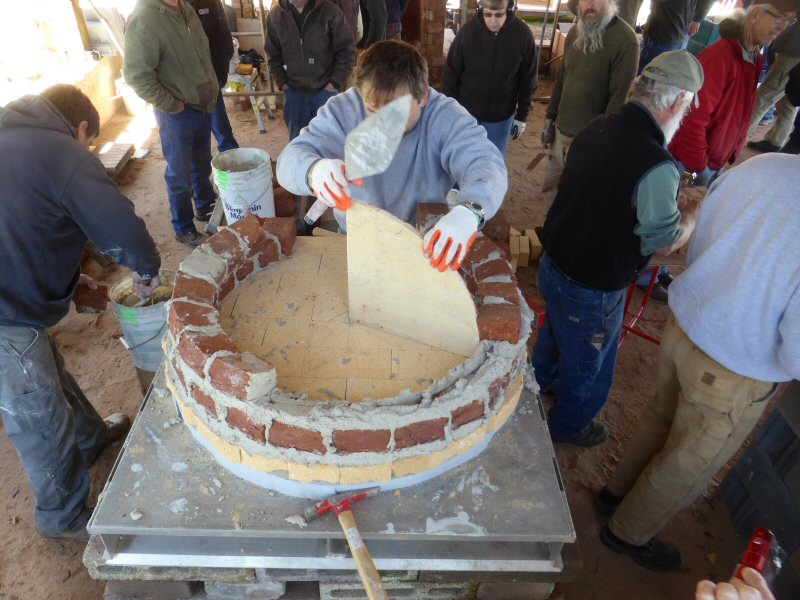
[220, 236, 466, 401]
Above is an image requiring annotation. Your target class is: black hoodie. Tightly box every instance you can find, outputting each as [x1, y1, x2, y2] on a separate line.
[441, 12, 538, 123]
[0, 96, 160, 329]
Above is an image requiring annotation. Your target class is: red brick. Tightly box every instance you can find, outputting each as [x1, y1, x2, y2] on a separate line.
[477, 281, 520, 306]
[477, 304, 522, 343]
[192, 384, 218, 418]
[72, 283, 109, 313]
[208, 352, 275, 400]
[273, 186, 296, 218]
[395, 417, 448, 449]
[489, 374, 511, 403]
[415, 202, 448, 233]
[219, 273, 236, 300]
[177, 330, 238, 376]
[261, 217, 297, 256]
[474, 259, 514, 282]
[257, 238, 280, 268]
[207, 229, 246, 273]
[463, 272, 478, 296]
[230, 214, 268, 258]
[226, 407, 266, 443]
[332, 429, 391, 453]
[465, 235, 501, 265]
[483, 209, 511, 250]
[172, 273, 217, 305]
[236, 259, 255, 281]
[452, 400, 486, 428]
[269, 421, 326, 454]
[169, 300, 217, 338]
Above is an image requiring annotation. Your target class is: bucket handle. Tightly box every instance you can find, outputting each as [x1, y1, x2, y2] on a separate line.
[123, 321, 168, 352]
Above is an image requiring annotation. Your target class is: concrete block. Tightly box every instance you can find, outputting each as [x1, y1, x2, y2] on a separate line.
[477, 582, 554, 600]
[319, 581, 476, 600]
[205, 579, 286, 600]
[104, 580, 201, 600]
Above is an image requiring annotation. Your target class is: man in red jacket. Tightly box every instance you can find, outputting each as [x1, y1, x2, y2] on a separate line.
[669, 0, 798, 186]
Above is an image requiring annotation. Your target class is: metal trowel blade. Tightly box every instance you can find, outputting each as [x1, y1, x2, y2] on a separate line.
[344, 94, 412, 180]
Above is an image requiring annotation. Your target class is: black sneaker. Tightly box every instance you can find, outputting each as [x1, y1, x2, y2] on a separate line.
[549, 420, 609, 447]
[656, 272, 674, 289]
[194, 202, 216, 222]
[594, 488, 623, 517]
[600, 525, 681, 572]
[747, 140, 782, 153]
[175, 229, 207, 248]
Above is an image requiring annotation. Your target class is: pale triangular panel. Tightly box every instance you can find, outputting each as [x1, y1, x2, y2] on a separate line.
[347, 203, 479, 357]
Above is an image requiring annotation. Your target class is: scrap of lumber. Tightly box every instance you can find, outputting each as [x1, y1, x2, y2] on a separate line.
[97, 142, 134, 180]
[518, 235, 531, 268]
[524, 228, 544, 261]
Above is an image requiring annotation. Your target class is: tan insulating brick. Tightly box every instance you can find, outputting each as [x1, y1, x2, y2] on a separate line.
[288, 461, 340, 484]
[339, 463, 392, 485]
[193, 418, 242, 465]
[240, 449, 287, 474]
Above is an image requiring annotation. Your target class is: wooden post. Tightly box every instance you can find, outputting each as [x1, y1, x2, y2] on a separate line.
[71, 0, 92, 51]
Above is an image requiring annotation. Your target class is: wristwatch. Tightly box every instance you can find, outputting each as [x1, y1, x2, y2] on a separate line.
[459, 201, 485, 229]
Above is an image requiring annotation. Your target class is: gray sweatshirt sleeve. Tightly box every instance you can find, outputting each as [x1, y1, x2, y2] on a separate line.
[436, 102, 508, 220]
[275, 95, 352, 195]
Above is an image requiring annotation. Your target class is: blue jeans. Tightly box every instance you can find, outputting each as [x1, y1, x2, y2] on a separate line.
[0, 327, 106, 535]
[212, 90, 239, 153]
[283, 88, 337, 140]
[154, 106, 216, 235]
[638, 37, 688, 74]
[531, 255, 626, 439]
[478, 115, 514, 156]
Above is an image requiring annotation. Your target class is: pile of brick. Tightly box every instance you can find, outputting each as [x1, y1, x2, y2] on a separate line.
[420, 0, 447, 84]
[164, 210, 532, 487]
[229, 0, 255, 19]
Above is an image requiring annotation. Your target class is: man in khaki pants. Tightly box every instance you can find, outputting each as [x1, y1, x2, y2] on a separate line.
[595, 153, 800, 572]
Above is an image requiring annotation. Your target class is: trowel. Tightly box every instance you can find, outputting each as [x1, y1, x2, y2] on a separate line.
[304, 94, 412, 224]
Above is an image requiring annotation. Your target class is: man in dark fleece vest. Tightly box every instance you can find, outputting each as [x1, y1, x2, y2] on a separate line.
[531, 51, 702, 447]
[0, 85, 161, 542]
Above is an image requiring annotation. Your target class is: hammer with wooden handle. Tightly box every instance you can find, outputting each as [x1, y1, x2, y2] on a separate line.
[300, 487, 388, 600]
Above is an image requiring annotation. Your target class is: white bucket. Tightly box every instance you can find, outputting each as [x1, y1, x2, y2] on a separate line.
[211, 148, 274, 224]
[109, 270, 175, 372]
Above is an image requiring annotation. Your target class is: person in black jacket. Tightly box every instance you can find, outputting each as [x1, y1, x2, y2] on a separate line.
[0, 85, 161, 543]
[189, 0, 239, 154]
[441, 0, 537, 155]
[780, 60, 800, 153]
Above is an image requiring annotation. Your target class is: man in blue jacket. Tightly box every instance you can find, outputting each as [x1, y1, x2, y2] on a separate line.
[0, 85, 161, 543]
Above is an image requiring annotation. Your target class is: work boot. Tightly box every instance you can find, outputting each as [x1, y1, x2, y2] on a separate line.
[175, 229, 207, 248]
[600, 525, 682, 572]
[39, 506, 92, 544]
[84, 412, 131, 466]
[549, 420, 608, 447]
[747, 140, 782, 153]
[593, 487, 623, 517]
[194, 202, 216, 222]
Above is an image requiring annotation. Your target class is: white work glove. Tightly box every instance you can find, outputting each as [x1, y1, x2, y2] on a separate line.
[510, 119, 526, 140]
[308, 158, 361, 211]
[422, 205, 479, 272]
[133, 273, 160, 299]
[540, 118, 555, 148]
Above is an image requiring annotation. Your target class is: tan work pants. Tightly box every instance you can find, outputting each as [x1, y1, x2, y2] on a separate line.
[748, 53, 800, 148]
[607, 317, 775, 546]
[540, 129, 575, 211]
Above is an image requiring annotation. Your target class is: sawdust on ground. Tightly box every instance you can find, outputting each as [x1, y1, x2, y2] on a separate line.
[0, 81, 772, 600]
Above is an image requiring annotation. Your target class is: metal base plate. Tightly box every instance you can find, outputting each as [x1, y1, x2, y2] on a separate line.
[89, 368, 575, 572]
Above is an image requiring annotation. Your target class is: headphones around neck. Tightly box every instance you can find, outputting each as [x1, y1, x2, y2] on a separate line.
[478, 0, 517, 17]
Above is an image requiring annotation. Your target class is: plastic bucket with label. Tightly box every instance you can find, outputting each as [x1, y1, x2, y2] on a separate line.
[211, 148, 275, 224]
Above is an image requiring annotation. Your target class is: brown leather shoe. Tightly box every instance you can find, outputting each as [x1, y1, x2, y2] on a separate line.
[85, 413, 131, 466]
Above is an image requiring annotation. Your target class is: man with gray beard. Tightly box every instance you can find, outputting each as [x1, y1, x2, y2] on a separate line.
[532, 51, 703, 449]
[540, 0, 639, 208]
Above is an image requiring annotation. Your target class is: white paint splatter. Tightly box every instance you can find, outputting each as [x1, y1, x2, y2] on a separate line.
[169, 498, 188, 514]
[171, 462, 188, 472]
[425, 511, 487, 536]
[382, 522, 395, 534]
[130, 463, 143, 473]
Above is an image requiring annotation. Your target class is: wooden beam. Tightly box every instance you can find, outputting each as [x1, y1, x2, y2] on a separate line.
[71, 0, 91, 51]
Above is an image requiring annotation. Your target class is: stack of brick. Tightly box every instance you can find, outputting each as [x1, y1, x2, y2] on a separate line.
[229, 0, 255, 19]
[420, 0, 447, 84]
[163, 211, 533, 486]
